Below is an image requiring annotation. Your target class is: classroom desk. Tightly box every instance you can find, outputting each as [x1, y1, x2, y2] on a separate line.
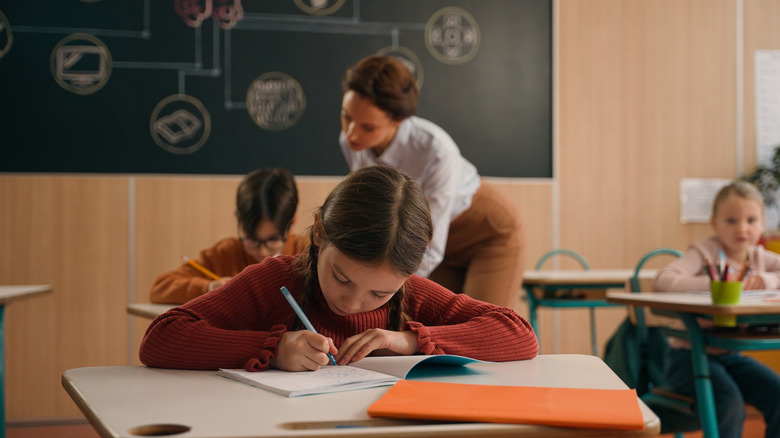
[522, 269, 657, 355]
[62, 354, 660, 438]
[0, 285, 52, 438]
[606, 291, 780, 438]
[127, 303, 175, 319]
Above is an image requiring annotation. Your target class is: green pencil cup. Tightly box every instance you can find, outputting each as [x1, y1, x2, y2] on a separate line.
[709, 281, 742, 327]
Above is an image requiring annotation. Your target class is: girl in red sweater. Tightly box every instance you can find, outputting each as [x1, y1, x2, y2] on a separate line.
[140, 166, 538, 372]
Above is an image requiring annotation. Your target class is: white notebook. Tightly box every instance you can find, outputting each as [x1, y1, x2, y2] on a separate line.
[217, 354, 482, 397]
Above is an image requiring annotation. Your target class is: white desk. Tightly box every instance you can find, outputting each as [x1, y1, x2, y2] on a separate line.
[0, 285, 52, 438]
[0, 285, 51, 304]
[523, 269, 657, 286]
[522, 269, 657, 355]
[63, 354, 660, 438]
[606, 291, 780, 438]
[127, 303, 175, 319]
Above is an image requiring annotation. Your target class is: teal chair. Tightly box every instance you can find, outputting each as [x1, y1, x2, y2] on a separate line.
[627, 248, 700, 437]
[525, 249, 620, 356]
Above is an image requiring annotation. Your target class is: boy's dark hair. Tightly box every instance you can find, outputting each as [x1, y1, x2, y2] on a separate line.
[342, 55, 418, 121]
[236, 168, 298, 239]
[296, 166, 433, 330]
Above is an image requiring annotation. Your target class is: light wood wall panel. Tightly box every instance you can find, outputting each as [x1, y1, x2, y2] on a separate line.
[132, 176, 240, 306]
[558, 0, 736, 270]
[554, 0, 736, 355]
[488, 180, 554, 269]
[0, 176, 129, 420]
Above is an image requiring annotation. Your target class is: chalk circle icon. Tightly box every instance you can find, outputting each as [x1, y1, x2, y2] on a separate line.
[246, 72, 306, 131]
[150, 94, 212, 155]
[50, 33, 112, 95]
[293, 0, 346, 16]
[377, 46, 424, 90]
[425, 7, 480, 65]
[0, 10, 13, 60]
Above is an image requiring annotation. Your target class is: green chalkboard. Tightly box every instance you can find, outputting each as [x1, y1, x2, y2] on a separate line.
[0, 0, 551, 177]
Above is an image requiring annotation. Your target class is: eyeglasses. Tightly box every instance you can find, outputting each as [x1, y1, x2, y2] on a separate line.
[239, 235, 286, 251]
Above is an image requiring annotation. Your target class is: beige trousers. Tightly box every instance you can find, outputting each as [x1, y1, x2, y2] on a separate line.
[429, 180, 525, 308]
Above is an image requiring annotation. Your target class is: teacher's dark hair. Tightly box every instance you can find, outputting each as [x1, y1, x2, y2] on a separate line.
[342, 55, 419, 121]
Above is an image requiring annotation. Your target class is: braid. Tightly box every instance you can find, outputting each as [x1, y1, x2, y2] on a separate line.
[293, 227, 319, 331]
[386, 286, 410, 330]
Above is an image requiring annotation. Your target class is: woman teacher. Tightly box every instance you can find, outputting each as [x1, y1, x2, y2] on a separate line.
[338, 55, 525, 308]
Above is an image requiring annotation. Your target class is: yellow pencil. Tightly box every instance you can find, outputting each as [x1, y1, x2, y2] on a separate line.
[182, 256, 221, 281]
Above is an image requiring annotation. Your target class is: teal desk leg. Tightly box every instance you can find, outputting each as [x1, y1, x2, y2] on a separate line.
[0, 304, 5, 438]
[679, 312, 719, 438]
[589, 307, 598, 356]
[524, 286, 541, 348]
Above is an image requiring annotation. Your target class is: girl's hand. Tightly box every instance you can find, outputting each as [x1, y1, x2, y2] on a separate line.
[335, 329, 417, 365]
[272, 330, 338, 371]
[207, 277, 231, 292]
[743, 273, 765, 290]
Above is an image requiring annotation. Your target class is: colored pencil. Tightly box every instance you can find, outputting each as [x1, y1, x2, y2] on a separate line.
[182, 256, 221, 281]
[280, 286, 338, 366]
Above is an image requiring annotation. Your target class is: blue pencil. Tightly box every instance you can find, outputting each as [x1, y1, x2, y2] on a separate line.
[280, 286, 338, 366]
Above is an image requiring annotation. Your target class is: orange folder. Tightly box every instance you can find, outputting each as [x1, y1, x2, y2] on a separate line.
[368, 380, 645, 430]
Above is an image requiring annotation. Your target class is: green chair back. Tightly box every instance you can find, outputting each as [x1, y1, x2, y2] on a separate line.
[534, 249, 591, 270]
[628, 248, 699, 436]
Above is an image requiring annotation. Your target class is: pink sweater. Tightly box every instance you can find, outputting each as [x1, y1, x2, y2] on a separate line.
[140, 255, 538, 370]
[653, 235, 780, 351]
[653, 235, 780, 293]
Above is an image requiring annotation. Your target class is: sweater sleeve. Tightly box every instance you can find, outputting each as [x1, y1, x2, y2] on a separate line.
[149, 238, 250, 304]
[754, 247, 780, 290]
[403, 276, 538, 361]
[653, 245, 711, 292]
[140, 258, 298, 370]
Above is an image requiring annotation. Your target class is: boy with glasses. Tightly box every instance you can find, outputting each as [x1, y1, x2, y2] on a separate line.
[149, 168, 306, 304]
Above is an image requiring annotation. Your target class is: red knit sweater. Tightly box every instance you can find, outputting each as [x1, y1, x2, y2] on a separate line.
[139, 255, 538, 371]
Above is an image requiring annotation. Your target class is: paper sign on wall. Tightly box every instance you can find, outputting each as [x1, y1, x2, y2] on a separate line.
[679, 178, 731, 223]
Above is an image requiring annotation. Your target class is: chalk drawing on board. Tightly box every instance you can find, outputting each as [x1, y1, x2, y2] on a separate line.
[0, 11, 12, 60]
[213, 0, 244, 30]
[176, 0, 213, 28]
[425, 7, 480, 65]
[150, 94, 212, 155]
[50, 33, 112, 95]
[155, 110, 202, 144]
[293, 0, 346, 16]
[377, 46, 424, 90]
[246, 72, 306, 131]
